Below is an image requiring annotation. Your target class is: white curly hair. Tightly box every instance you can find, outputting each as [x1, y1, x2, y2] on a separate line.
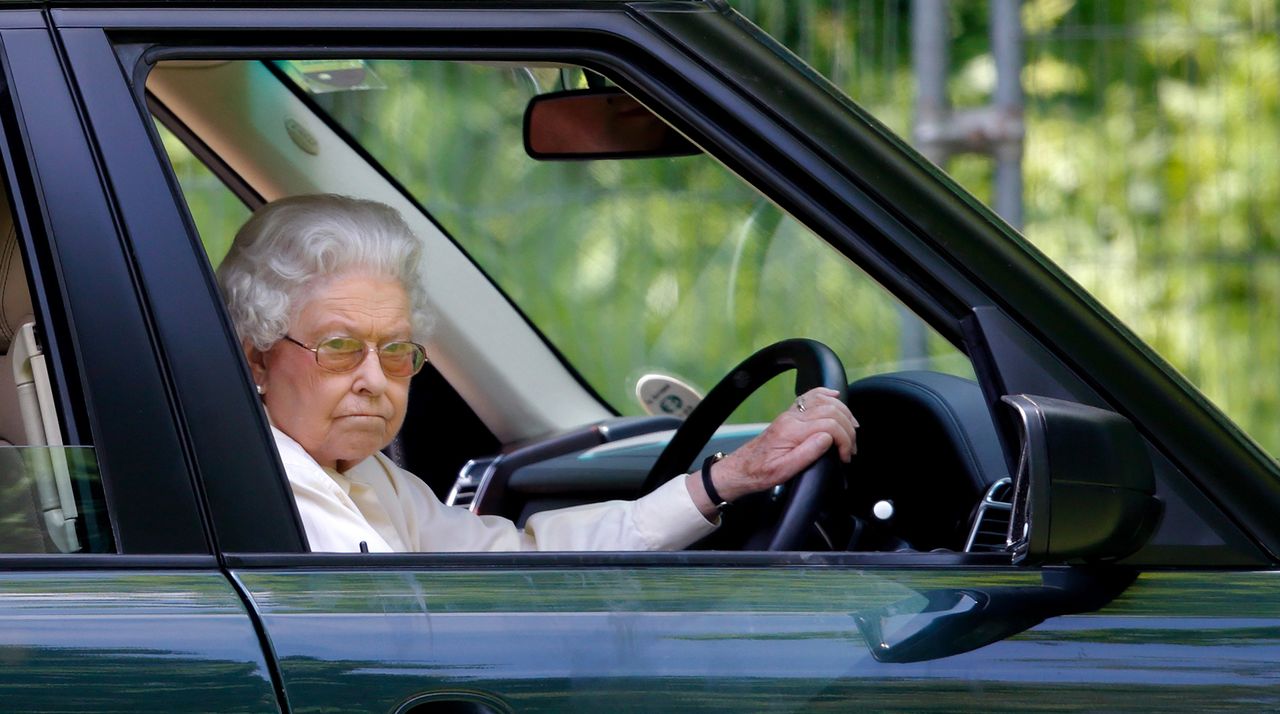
[216, 193, 432, 351]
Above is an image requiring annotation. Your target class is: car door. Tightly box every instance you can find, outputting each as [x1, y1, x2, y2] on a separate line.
[52, 2, 1280, 712]
[0, 9, 279, 712]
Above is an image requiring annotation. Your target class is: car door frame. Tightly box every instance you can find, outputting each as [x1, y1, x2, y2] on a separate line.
[51, 1, 993, 557]
[0, 10, 211, 557]
[44, 2, 1280, 709]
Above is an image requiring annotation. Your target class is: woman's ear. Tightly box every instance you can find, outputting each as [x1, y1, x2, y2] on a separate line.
[243, 339, 269, 393]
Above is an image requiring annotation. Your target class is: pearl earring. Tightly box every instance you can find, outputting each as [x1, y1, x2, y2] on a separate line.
[256, 384, 265, 395]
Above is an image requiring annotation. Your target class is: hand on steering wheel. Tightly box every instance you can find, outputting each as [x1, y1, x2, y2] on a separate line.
[640, 339, 857, 550]
[699, 387, 857, 504]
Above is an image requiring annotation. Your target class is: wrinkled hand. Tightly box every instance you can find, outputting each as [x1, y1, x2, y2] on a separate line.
[687, 387, 858, 515]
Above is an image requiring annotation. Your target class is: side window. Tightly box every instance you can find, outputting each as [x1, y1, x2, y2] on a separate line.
[0, 183, 112, 554]
[144, 56, 996, 557]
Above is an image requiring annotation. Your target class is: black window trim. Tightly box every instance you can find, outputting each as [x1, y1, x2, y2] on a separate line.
[0, 25, 212, 555]
[226, 550, 1017, 570]
[0, 553, 219, 570]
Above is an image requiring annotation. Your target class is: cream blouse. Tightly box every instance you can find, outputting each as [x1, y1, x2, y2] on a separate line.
[273, 427, 718, 552]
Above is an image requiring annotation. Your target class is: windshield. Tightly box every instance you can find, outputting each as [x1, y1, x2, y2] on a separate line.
[278, 59, 970, 420]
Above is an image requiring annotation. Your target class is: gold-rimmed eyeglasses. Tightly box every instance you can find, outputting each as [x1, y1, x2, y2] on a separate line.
[282, 335, 428, 377]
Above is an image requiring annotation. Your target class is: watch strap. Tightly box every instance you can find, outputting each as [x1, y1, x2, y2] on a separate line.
[701, 451, 729, 510]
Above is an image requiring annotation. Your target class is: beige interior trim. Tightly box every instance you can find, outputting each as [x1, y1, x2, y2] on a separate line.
[8, 322, 79, 552]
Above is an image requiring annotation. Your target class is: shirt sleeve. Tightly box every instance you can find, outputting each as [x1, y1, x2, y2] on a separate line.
[373, 454, 717, 552]
[520, 474, 717, 551]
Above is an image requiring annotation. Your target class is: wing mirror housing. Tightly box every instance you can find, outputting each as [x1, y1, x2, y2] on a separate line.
[524, 88, 700, 160]
[855, 568, 1137, 663]
[1002, 394, 1162, 565]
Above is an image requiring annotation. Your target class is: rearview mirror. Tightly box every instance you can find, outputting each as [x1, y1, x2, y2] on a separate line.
[1002, 394, 1162, 564]
[524, 88, 700, 160]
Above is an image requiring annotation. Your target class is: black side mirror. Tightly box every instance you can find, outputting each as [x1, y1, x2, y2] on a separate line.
[1002, 394, 1162, 565]
[855, 568, 1136, 663]
[523, 88, 700, 160]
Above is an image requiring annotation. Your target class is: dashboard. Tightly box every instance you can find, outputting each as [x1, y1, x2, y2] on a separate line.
[448, 371, 1011, 553]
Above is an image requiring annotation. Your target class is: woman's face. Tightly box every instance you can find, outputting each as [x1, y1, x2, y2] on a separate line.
[248, 272, 413, 471]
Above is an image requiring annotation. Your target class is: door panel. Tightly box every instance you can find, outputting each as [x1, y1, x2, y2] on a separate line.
[236, 565, 1280, 712]
[237, 566, 916, 712]
[0, 569, 278, 712]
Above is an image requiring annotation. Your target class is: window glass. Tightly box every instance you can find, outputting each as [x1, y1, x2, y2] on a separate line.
[289, 60, 972, 421]
[0, 189, 112, 553]
[0, 447, 107, 553]
[152, 120, 252, 268]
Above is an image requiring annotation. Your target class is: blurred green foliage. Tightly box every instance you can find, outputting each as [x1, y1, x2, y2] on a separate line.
[731, 0, 1280, 456]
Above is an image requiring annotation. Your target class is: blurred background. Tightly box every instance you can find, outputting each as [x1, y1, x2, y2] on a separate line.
[730, 0, 1280, 456]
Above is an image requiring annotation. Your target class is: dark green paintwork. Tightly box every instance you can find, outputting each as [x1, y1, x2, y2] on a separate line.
[0, 571, 278, 712]
[0, 4, 1275, 713]
[237, 566, 1280, 712]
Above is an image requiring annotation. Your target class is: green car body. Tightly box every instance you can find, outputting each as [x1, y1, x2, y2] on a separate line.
[0, 2, 1276, 712]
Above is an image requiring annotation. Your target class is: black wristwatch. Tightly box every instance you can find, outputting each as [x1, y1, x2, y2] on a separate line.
[701, 451, 730, 511]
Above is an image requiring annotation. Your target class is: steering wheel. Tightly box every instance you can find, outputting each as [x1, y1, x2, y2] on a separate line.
[639, 339, 848, 550]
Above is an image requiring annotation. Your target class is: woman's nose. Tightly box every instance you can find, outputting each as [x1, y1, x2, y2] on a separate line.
[351, 347, 389, 394]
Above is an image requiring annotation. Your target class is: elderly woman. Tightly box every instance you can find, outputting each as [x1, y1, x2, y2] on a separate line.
[217, 194, 858, 552]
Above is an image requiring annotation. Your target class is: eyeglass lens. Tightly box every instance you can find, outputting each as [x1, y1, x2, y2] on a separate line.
[314, 336, 427, 376]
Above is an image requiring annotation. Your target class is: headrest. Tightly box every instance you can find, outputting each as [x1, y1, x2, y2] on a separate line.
[0, 197, 33, 353]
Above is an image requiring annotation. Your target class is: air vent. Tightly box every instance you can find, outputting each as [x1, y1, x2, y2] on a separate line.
[965, 478, 1013, 552]
[446, 456, 497, 510]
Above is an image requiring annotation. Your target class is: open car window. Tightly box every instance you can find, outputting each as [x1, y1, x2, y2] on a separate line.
[157, 45, 1255, 567]
[146, 57, 1008, 556]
